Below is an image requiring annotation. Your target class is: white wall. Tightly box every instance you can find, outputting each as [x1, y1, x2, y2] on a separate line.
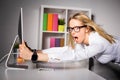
[0, 0, 120, 58]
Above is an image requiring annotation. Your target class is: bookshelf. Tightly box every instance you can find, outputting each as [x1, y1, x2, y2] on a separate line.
[39, 5, 91, 49]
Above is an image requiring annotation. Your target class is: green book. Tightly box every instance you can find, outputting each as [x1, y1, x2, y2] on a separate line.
[43, 13, 48, 31]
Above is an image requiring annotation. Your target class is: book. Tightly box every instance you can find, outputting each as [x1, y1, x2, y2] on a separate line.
[55, 38, 60, 47]
[52, 14, 58, 31]
[50, 37, 55, 48]
[47, 13, 53, 31]
[60, 38, 64, 47]
[43, 13, 48, 31]
[49, 37, 64, 48]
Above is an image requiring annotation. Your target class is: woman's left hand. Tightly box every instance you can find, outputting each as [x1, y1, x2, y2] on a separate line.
[19, 41, 33, 60]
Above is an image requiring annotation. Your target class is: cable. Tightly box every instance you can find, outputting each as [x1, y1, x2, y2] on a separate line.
[0, 54, 8, 64]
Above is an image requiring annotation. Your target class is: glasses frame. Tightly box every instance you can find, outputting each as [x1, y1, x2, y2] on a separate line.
[67, 25, 86, 33]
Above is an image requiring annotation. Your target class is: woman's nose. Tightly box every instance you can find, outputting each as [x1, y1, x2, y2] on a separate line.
[71, 30, 76, 35]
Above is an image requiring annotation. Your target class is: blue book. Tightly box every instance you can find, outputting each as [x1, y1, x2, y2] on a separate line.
[55, 38, 60, 47]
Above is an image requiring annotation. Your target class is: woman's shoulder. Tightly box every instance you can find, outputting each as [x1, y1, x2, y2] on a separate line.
[89, 32, 110, 45]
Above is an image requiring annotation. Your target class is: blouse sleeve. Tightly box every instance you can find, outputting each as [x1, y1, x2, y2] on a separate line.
[42, 46, 75, 62]
[73, 43, 105, 60]
[42, 41, 106, 62]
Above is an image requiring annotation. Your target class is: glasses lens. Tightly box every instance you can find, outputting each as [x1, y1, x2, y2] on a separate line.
[74, 27, 80, 32]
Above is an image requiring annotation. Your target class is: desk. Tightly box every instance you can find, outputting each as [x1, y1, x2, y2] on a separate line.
[4, 68, 106, 80]
[0, 60, 106, 80]
[0, 67, 107, 80]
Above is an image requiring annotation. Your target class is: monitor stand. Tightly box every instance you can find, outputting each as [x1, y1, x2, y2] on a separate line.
[5, 35, 28, 70]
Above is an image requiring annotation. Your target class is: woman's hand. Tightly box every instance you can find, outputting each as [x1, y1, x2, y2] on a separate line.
[19, 41, 33, 60]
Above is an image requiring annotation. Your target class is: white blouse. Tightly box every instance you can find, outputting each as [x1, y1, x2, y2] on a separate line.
[42, 32, 120, 64]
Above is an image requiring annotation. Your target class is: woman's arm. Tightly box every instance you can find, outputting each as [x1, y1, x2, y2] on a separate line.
[19, 41, 49, 62]
[19, 41, 71, 62]
[72, 43, 105, 61]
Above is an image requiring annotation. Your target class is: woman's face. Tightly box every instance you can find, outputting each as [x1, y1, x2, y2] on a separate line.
[69, 19, 88, 44]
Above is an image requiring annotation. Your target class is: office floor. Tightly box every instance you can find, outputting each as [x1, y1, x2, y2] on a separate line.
[0, 58, 120, 80]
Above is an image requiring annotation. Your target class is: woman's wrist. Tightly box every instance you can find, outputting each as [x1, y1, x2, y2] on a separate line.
[31, 49, 38, 62]
[36, 50, 42, 53]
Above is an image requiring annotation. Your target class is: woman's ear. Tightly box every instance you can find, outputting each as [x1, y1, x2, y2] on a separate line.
[86, 29, 88, 33]
[85, 26, 90, 33]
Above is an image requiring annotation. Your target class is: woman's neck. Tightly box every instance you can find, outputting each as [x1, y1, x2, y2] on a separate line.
[83, 32, 90, 46]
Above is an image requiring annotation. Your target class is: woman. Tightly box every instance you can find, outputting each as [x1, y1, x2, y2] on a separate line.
[19, 13, 120, 64]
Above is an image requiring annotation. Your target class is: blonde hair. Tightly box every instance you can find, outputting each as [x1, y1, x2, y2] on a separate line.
[68, 13, 115, 48]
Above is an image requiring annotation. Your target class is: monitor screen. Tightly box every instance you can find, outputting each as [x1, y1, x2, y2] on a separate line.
[18, 8, 23, 44]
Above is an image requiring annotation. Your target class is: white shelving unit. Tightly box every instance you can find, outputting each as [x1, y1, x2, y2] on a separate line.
[38, 5, 91, 49]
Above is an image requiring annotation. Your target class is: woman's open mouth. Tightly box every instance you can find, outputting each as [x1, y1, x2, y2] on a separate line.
[73, 37, 78, 42]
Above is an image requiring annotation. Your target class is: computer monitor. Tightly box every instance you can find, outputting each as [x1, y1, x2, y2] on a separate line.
[18, 8, 24, 44]
[5, 8, 28, 69]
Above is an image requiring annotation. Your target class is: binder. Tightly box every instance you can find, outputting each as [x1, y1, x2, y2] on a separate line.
[43, 13, 48, 31]
[47, 13, 53, 31]
[52, 14, 58, 31]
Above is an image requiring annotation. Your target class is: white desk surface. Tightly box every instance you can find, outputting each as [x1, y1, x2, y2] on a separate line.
[0, 53, 106, 80]
[4, 68, 105, 80]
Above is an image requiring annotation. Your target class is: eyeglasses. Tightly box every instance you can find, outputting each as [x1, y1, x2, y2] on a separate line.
[67, 25, 86, 33]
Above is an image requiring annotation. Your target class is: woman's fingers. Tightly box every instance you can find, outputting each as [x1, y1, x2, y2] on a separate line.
[19, 41, 25, 53]
[22, 41, 26, 47]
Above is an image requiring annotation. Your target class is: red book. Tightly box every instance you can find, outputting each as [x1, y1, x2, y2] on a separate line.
[52, 14, 58, 31]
